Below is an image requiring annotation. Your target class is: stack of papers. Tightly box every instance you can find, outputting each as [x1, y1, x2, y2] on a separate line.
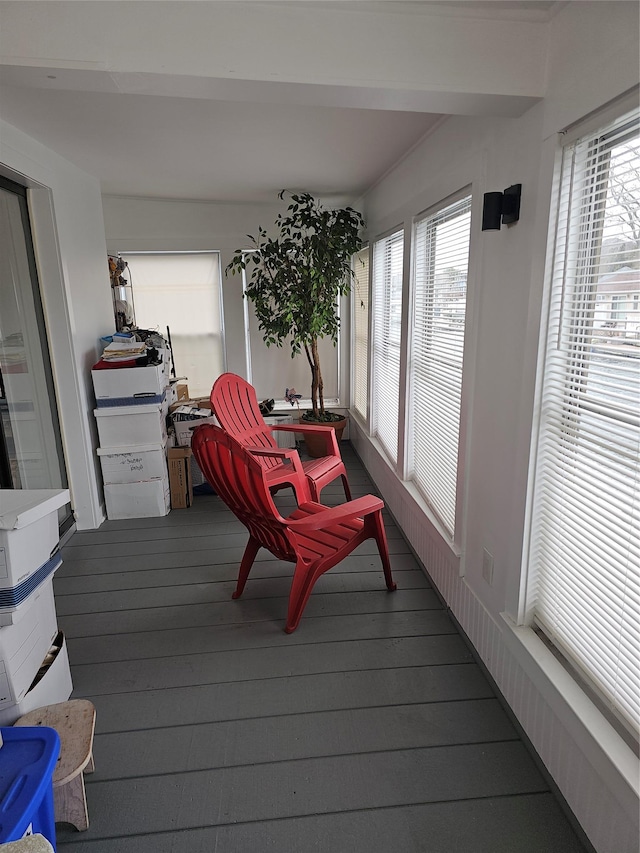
[102, 340, 147, 362]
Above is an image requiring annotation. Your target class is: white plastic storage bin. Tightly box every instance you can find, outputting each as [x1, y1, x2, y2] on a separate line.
[264, 415, 296, 449]
[98, 442, 167, 485]
[94, 402, 167, 447]
[173, 415, 218, 448]
[0, 577, 58, 709]
[0, 555, 61, 620]
[0, 632, 72, 726]
[92, 362, 165, 402]
[104, 475, 171, 520]
[0, 489, 69, 591]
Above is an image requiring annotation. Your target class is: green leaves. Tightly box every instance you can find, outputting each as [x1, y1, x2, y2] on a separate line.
[225, 190, 365, 415]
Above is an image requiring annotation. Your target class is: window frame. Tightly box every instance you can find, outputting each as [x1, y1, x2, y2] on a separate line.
[351, 246, 371, 425]
[407, 190, 473, 540]
[371, 227, 405, 466]
[520, 107, 640, 742]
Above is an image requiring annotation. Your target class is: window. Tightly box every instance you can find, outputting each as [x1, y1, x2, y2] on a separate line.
[352, 247, 370, 421]
[120, 252, 225, 398]
[371, 229, 404, 464]
[525, 108, 640, 738]
[410, 194, 472, 537]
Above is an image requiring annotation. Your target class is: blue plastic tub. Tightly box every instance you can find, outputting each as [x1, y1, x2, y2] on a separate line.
[0, 726, 60, 848]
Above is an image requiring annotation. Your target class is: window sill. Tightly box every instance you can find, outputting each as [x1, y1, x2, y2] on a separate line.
[500, 613, 639, 798]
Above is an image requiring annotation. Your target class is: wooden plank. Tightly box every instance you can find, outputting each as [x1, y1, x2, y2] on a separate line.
[54, 571, 430, 616]
[57, 793, 587, 853]
[68, 634, 474, 696]
[67, 610, 457, 664]
[58, 587, 444, 636]
[92, 698, 518, 780]
[60, 532, 412, 561]
[81, 663, 495, 734]
[54, 553, 427, 593]
[65, 515, 405, 546]
[60, 742, 549, 836]
[56, 550, 421, 582]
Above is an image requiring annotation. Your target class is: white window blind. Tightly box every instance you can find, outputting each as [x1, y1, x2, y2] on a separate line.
[410, 195, 471, 537]
[526, 107, 640, 737]
[372, 230, 404, 463]
[352, 247, 370, 421]
[121, 252, 224, 398]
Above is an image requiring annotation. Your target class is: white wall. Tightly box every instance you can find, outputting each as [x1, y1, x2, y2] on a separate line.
[354, 4, 639, 852]
[0, 119, 113, 529]
[102, 194, 354, 411]
[102, 196, 284, 381]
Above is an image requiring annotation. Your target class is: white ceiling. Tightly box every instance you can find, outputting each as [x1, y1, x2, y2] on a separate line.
[0, 1, 561, 204]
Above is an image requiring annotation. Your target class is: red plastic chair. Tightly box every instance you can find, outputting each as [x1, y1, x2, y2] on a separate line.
[210, 372, 352, 503]
[191, 424, 397, 633]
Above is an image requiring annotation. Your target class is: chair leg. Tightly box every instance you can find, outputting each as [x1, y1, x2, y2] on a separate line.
[232, 536, 261, 599]
[367, 510, 397, 591]
[341, 473, 352, 502]
[285, 560, 323, 633]
[55, 773, 89, 831]
[308, 479, 320, 502]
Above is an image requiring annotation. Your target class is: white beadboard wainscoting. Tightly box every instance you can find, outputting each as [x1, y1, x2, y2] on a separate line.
[349, 418, 639, 853]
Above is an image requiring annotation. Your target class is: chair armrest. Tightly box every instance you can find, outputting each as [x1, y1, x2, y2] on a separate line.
[287, 495, 384, 531]
[247, 446, 308, 480]
[248, 446, 298, 462]
[270, 422, 340, 455]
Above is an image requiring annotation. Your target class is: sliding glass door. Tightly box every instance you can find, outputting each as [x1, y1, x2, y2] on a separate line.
[0, 176, 71, 528]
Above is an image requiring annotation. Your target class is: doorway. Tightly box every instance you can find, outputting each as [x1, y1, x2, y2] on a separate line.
[0, 176, 72, 533]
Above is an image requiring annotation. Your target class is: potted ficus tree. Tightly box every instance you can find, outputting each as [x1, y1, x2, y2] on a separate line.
[226, 190, 365, 455]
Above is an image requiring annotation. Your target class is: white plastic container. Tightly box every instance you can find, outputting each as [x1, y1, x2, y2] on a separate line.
[174, 415, 218, 447]
[104, 475, 171, 520]
[0, 489, 69, 590]
[94, 403, 167, 447]
[0, 632, 72, 725]
[264, 415, 296, 449]
[97, 442, 167, 485]
[92, 362, 165, 402]
[0, 578, 58, 709]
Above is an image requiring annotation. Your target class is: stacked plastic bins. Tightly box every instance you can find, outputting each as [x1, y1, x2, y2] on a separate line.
[0, 490, 73, 727]
[93, 359, 172, 519]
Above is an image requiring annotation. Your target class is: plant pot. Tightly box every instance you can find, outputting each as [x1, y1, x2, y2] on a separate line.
[300, 415, 348, 458]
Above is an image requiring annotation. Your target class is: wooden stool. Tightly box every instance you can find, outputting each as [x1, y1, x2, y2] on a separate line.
[14, 700, 96, 832]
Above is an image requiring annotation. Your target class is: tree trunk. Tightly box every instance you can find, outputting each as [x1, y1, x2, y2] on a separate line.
[310, 338, 323, 418]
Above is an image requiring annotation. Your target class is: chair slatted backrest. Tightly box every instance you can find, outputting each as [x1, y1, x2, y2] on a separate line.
[191, 423, 298, 561]
[210, 373, 283, 472]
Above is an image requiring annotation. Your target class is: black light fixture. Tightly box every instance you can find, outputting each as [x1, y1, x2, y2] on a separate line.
[482, 183, 522, 231]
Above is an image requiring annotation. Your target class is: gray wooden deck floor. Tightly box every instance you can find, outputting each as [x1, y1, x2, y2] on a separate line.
[54, 445, 588, 852]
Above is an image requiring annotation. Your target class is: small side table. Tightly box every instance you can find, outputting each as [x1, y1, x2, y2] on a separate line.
[14, 700, 96, 832]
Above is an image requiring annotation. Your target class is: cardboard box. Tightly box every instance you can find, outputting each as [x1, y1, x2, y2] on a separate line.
[173, 415, 218, 447]
[0, 490, 69, 590]
[168, 447, 193, 509]
[104, 475, 170, 520]
[92, 362, 166, 401]
[98, 442, 167, 485]
[177, 383, 190, 402]
[0, 579, 58, 708]
[0, 632, 73, 726]
[94, 402, 167, 447]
